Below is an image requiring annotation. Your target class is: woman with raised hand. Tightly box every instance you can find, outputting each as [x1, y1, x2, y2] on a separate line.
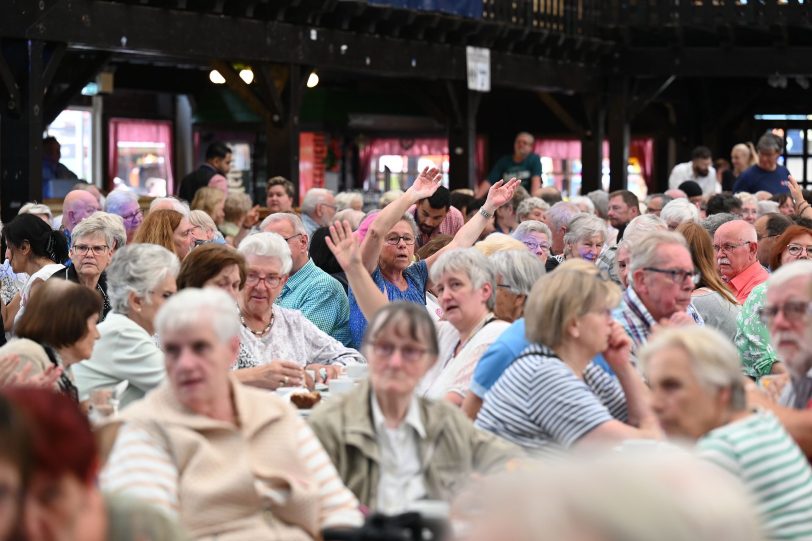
[347, 168, 519, 347]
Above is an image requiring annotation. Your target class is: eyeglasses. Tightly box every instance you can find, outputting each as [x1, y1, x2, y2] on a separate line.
[643, 267, 700, 285]
[72, 244, 109, 256]
[786, 244, 812, 257]
[522, 240, 551, 251]
[245, 272, 283, 288]
[758, 301, 812, 325]
[121, 209, 142, 223]
[712, 241, 751, 253]
[384, 235, 416, 246]
[283, 233, 303, 242]
[370, 341, 429, 363]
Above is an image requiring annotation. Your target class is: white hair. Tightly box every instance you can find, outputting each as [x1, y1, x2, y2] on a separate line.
[334, 209, 366, 230]
[586, 190, 609, 219]
[659, 199, 699, 230]
[300, 188, 334, 216]
[107, 244, 180, 314]
[189, 209, 217, 234]
[734, 192, 757, 206]
[105, 189, 139, 215]
[155, 287, 240, 343]
[429, 248, 495, 310]
[547, 202, 580, 232]
[490, 249, 546, 296]
[18, 202, 52, 219]
[757, 200, 780, 217]
[238, 232, 292, 275]
[516, 197, 550, 222]
[260, 212, 307, 235]
[563, 213, 607, 245]
[623, 214, 668, 245]
[378, 190, 404, 208]
[73, 212, 126, 250]
[149, 196, 190, 217]
[335, 191, 364, 211]
[766, 260, 812, 292]
[570, 196, 596, 214]
[512, 220, 552, 241]
[629, 231, 688, 286]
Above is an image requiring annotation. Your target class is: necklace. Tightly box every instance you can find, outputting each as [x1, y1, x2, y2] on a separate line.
[240, 311, 274, 337]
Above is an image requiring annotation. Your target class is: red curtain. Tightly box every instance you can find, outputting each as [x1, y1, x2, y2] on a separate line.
[108, 118, 174, 193]
[358, 136, 486, 183]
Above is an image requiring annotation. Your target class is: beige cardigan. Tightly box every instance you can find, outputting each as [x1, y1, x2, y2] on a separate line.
[118, 377, 320, 541]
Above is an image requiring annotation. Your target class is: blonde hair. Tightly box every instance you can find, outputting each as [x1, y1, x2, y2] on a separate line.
[525, 259, 620, 347]
[474, 233, 526, 256]
[190, 187, 225, 218]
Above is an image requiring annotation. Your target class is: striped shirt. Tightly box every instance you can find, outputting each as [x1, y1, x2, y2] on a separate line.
[101, 417, 363, 529]
[475, 343, 627, 454]
[697, 411, 812, 540]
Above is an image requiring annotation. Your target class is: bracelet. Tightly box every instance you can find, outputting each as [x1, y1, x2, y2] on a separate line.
[798, 201, 811, 214]
[479, 207, 493, 219]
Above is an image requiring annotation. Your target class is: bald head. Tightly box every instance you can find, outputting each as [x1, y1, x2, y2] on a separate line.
[63, 190, 101, 233]
[665, 189, 687, 200]
[714, 220, 758, 279]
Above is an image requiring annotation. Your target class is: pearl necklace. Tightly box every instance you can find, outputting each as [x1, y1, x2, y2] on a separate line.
[240, 312, 274, 337]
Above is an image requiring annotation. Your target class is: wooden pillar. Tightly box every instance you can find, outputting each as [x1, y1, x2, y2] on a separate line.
[447, 83, 482, 191]
[581, 94, 605, 194]
[608, 78, 629, 192]
[266, 64, 303, 203]
[653, 133, 671, 193]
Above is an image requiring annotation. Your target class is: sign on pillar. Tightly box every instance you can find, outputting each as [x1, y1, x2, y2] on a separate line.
[466, 46, 491, 93]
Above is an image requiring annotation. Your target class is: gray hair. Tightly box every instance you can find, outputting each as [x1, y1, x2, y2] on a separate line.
[260, 212, 307, 236]
[645, 193, 673, 207]
[429, 248, 495, 310]
[397, 212, 419, 238]
[335, 191, 364, 212]
[155, 287, 240, 344]
[623, 214, 668, 245]
[547, 202, 580, 232]
[238, 232, 292, 275]
[334, 209, 366, 230]
[570, 196, 596, 214]
[640, 326, 746, 411]
[18, 202, 52, 218]
[629, 231, 688, 284]
[757, 200, 780, 217]
[71, 212, 120, 250]
[512, 220, 552, 241]
[149, 196, 190, 217]
[563, 213, 607, 245]
[77, 212, 126, 250]
[516, 197, 550, 222]
[659, 199, 699, 229]
[757, 132, 783, 154]
[378, 190, 404, 208]
[700, 212, 737, 237]
[105, 189, 139, 216]
[189, 209, 217, 234]
[490, 249, 546, 295]
[587, 190, 609, 219]
[107, 244, 180, 314]
[734, 192, 757, 206]
[300, 188, 334, 216]
[766, 259, 812, 293]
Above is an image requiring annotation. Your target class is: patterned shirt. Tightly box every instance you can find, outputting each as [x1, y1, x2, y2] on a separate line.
[734, 283, 775, 379]
[697, 411, 812, 540]
[475, 343, 628, 455]
[275, 259, 352, 346]
[409, 205, 465, 247]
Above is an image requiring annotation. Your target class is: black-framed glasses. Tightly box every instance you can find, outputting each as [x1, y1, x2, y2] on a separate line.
[758, 301, 812, 325]
[384, 235, 416, 246]
[121, 209, 143, 223]
[712, 241, 751, 253]
[643, 267, 699, 285]
[72, 244, 109, 256]
[283, 233, 303, 242]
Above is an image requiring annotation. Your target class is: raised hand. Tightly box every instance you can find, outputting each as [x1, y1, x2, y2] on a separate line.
[19, 365, 63, 389]
[485, 178, 521, 210]
[408, 166, 443, 200]
[326, 220, 362, 272]
[0, 354, 20, 385]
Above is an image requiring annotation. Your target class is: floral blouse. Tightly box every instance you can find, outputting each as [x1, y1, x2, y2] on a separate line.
[734, 283, 776, 379]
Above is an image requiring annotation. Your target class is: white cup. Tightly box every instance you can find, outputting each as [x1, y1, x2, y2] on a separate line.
[329, 377, 355, 395]
[345, 364, 368, 380]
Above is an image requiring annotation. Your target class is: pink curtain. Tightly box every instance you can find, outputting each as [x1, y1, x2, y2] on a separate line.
[108, 118, 174, 192]
[630, 139, 654, 191]
[533, 138, 653, 188]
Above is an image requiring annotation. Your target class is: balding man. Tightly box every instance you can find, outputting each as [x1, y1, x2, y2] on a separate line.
[62, 189, 101, 244]
[300, 188, 336, 237]
[713, 220, 768, 304]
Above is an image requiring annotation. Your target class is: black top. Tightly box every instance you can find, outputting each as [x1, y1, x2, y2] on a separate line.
[177, 163, 218, 202]
[49, 266, 112, 321]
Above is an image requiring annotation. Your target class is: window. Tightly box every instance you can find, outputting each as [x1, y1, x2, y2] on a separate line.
[45, 108, 93, 181]
[108, 119, 173, 196]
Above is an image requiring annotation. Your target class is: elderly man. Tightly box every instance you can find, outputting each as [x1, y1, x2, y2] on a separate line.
[734, 132, 791, 195]
[642, 326, 812, 540]
[644, 193, 671, 216]
[61, 189, 101, 246]
[105, 189, 143, 243]
[410, 186, 464, 247]
[100, 288, 363, 538]
[487, 132, 542, 196]
[713, 220, 768, 304]
[615, 231, 703, 356]
[755, 212, 792, 268]
[668, 146, 717, 195]
[177, 141, 232, 202]
[261, 213, 352, 346]
[300, 188, 336, 237]
[607, 190, 640, 242]
[545, 201, 579, 271]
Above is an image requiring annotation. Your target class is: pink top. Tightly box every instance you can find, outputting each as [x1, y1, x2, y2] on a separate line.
[727, 260, 769, 304]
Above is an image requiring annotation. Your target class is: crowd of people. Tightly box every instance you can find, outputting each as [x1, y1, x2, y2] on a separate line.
[1, 133, 812, 541]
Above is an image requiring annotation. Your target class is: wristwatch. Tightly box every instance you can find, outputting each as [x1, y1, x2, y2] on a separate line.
[479, 207, 493, 219]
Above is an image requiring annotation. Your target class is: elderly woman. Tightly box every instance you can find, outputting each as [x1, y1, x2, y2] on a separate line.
[349, 167, 518, 347]
[642, 326, 812, 539]
[177, 243, 245, 300]
[734, 192, 758, 225]
[511, 220, 552, 263]
[562, 213, 607, 263]
[73, 244, 179, 407]
[235, 233, 364, 389]
[189, 209, 226, 246]
[660, 198, 700, 230]
[309, 301, 518, 514]
[515, 196, 549, 224]
[50, 213, 115, 319]
[191, 186, 226, 226]
[132, 209, 195, 260]
[100, 288, 363, 538]
[474, 262, 662, 454]
[1, 280, 101, 400]
[736, 224, 812, 379]
[105, 189, 143, 242]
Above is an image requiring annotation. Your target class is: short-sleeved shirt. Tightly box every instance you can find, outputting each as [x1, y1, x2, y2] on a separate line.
[475, 343, 627, 454]
[487, 154, 542, 194]
[348, 260, 429, 349]
[733, 164, 791, 195]
[735, 283, 776, 379]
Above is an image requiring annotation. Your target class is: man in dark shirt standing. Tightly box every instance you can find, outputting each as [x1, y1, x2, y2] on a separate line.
[488, 132, 543, 196]
[733, 133, 790, 195]
[177, 142, 232, 202]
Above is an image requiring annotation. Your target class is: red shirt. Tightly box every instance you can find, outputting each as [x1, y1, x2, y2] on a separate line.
[727, 260, 769, 304]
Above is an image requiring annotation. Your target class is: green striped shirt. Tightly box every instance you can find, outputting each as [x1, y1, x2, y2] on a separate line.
[698, 411, 812, 540]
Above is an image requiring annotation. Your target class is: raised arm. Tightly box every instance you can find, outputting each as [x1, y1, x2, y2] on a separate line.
[360, 167, 443, 273]
[327, 220, 388, 321]
[789, 175, 812, 219]
[424, 177, 520, 270]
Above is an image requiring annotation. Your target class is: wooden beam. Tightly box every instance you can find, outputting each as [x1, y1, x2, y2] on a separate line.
[537, 91, 585, 138]
[210, 59, 272, 121]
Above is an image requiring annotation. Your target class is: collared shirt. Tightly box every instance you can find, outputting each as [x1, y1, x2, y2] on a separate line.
[275, 259, 352, 346]
[735, 283, 776, 379]
[301, 213, 320, 238]
[727, 260, 769, 305]
[370, 393, 427, 515]
[408, 205, 465, 247]
[668, 161, 719, 195]
[614, 287, 704, 358]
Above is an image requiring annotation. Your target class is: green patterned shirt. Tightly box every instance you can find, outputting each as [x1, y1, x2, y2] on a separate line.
[734, 283, 776, 379]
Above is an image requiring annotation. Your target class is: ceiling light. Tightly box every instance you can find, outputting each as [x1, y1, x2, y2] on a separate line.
[239, 68, 254, 84]
[209, 70, 225, 84]
[306, 71, 319, 88]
